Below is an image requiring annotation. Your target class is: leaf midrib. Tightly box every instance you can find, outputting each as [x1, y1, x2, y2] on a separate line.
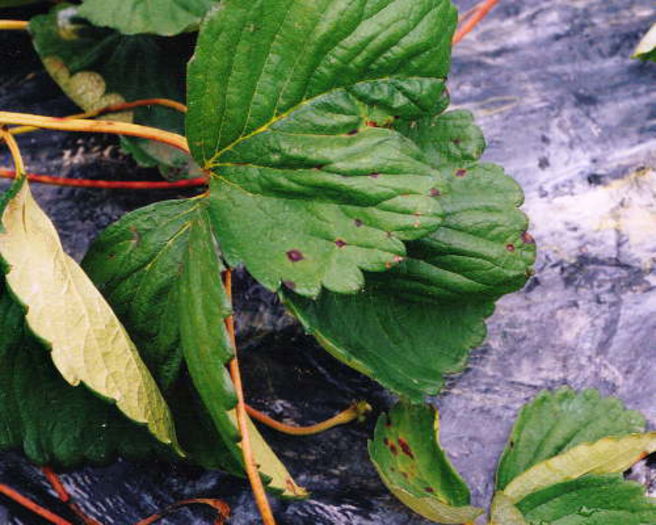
[204, 75, 445, 169]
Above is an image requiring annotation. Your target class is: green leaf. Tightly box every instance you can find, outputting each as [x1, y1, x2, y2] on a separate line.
[0, 281, 166, 467]
[83, 198, 242, 460]
[516, 475, 656, 525]
[496, 387, 646, 491]
[284, 286, 493, 400]
[282, 111, 535, 399]
[633, 23, 656, 62]
[78, 0, 217, 36]
[503, 432, 656, 503]
[188, 0, 459, 297]
[369, 402, 483, 523]
[489, 493, 527, 525]
[29, 5, 199, 179]
[82, 198, 306, 496]
[0, 179, 180, 453]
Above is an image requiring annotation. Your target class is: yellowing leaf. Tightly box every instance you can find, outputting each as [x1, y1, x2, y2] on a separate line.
[489, 493, 527, 525]
[503, 432, 656, 503]
[374, 466, 483, 524]
[0, 179, 180, 453]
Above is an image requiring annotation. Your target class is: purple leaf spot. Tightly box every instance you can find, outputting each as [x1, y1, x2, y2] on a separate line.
[286, 250, 304, 262]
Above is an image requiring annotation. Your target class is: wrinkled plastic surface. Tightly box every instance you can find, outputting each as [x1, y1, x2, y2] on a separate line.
[1, 0, 656, 523]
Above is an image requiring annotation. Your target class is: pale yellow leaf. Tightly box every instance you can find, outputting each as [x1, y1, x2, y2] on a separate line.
[0, 180, 181, 453]
[504, 432, 656, 502]
[488, 493, 527, 525]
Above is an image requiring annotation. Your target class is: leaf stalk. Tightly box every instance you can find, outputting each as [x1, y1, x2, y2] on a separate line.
[453, 0, 500, 44]
[0, 127, 25, 178]
[246, 401, 372, 436]
[223, 269, 277, 525]
[0, 484, 73, 525]
[0, 112, 189, 154]
[0, 20, 28, 31]
[0, 168, 208, 190]
[9, 98, 187, 137]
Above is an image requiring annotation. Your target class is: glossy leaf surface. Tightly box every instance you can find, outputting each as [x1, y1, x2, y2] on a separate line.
[0, 179, 180, 452]
[79, 0, 217, 36]
[188, 0, 459, 297]
[369, 402, 483, 523]
[283, 111, 534, 399]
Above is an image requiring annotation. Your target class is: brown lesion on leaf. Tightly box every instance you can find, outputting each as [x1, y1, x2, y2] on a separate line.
[334, 239, 347, 248]
[129, 225, 140, 246]
[455, 169, 467, 177]
[521, 231, 535, 244]
[397, 437, 414, 459]
[286, 249, 304, 262]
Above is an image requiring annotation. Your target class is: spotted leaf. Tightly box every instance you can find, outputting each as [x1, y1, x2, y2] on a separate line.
[369, 402, 483, 523]
[188, 0, 459, 297]
[283, 110, 535, 400]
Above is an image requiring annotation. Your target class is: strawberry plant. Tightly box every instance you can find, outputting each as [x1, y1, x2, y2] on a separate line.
[0, 0, 536, 523]
[369, 388, 656, 524]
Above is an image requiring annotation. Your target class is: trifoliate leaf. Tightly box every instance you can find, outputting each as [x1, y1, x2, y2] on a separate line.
[496, 387, 646, 491]
[78, 0, 217, 36]
[83, 198, 305, 495]
[516, 475, 656, 524]
[29, 5, 198, 179]
[188, 0, 459, 297]
[0, 282, 166, 467]
[633, 23, 656, 62]
[283, 111, 535, 399]
[0, 178, 180, 453]
[503, 433, 656, 503]
[369, 402, 483, 523]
